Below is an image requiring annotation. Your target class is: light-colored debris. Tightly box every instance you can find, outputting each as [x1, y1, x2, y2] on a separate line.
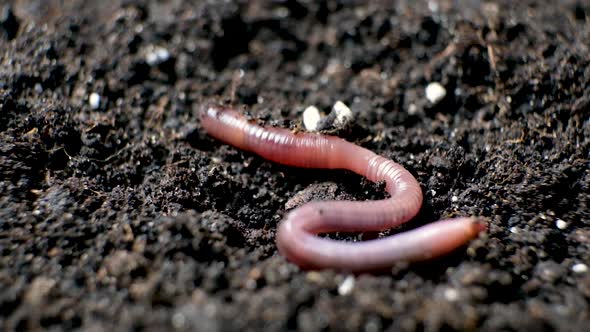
[146, 46, 170, 65]
[302, 105, 321, 131]
[338, 275, 355, 296]
[89, 92, 101, 109]
[443, 287, 459, 301]
[426, 82, 446, 104]
[332, 100, 354, 127]
[572, 263, 588, 274]
[555, 219, 568, 230]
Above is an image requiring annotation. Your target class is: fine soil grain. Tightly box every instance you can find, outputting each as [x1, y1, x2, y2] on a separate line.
[1, 0, 589, 331]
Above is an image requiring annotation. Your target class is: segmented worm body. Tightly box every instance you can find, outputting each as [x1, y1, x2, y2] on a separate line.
[200, 105, 485, 272]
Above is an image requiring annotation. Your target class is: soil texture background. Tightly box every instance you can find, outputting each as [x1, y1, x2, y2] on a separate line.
[1, 0, 590, 331]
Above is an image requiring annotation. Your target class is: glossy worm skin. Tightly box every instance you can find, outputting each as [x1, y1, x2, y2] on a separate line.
[200, 105, 486, 272]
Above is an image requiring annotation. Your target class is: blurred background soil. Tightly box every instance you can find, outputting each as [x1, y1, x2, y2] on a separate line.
[1, 0, 589, 331]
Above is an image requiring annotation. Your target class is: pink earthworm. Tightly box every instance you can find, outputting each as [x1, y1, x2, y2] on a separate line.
[199, 105, 486, 272]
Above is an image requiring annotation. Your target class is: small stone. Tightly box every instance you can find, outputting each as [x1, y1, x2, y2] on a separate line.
[332, 101, 354, 128]
[572, 263, 588, 274]
[315, 101, 355, 132]
[89, 92, 101, 109]
[301, 63, 316, 77]
[305, 271, 324, 283]
[536, 261, 564, 283]
[451, 195, 459, 203]
[145, 52, 157, 64]
[338, 275, 355, 296]
[443, 287, 459, 301]
[428, 0, 439, 12]
[103, 250, 144, 277]
[425, 82, 447, 104]
[509, 227, 519, 234]
[302, 105, 321, 131]
[555, 219, 568, 230]
[25, 277, 56, 305]
[146, 46, 170, 65]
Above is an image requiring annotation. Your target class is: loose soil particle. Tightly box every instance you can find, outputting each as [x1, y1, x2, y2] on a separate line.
[1, 0, 589, 331]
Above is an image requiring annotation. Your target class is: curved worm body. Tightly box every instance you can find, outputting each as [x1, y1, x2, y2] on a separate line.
[200, 105, 485, 272]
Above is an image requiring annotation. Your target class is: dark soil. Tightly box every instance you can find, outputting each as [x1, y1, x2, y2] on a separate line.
[1, 0, 589, 331]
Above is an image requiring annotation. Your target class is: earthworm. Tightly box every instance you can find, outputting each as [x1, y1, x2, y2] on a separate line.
[199, 105, 486, 272]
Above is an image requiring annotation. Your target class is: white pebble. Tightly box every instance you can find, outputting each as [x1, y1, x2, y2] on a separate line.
[146, 46, 170, 65]
[443, 287, 459, 301]
[572, 263, 588, 274]
[146, 52, 158, 65]
[34, 83, 43, 93]
[451, 195, 458, 203]
[302, 106, 321, 131]
[425, 82, 447, 104]
[301, 63, 316, 76]
[428, 0, 439, 12]
[555, 219, 568, 230]
[509, 227, 519, 234]
[89, 93, 101, 109]
[156, 48, 170, 61]
[333, 101, 354, 127]
[338, 275, 355, 296]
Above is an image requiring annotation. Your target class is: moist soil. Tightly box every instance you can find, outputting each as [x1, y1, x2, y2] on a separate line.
[1, 0, 590, 331]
